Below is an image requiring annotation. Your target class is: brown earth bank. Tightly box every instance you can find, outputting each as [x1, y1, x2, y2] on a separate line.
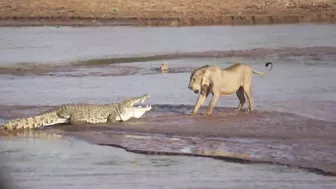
[1, 104, 336, 176]
[0, 0, 336, 27]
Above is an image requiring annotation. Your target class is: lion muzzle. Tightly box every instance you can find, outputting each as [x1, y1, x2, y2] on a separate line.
[188, 85, 199, 94]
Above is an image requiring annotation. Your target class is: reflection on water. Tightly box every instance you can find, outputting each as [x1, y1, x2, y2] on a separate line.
[1, 137, 335, 189]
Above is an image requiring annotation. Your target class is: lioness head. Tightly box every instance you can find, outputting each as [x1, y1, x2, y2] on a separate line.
[160, 63, 168, 71]
[188, 65, 210, 94]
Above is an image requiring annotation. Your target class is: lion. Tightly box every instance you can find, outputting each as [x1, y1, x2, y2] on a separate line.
[188, 62, 273, 115]
[160, 63, 168, 72]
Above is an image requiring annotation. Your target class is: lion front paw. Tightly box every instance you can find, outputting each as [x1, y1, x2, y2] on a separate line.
[246, 108, 253, 113]
[186, 112, 197, 116]
[203, 111, 212, 115]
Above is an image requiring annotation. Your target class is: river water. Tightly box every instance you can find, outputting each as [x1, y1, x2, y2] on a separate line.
[1, 24, 336, 64]
[0, 24, 336, 188]
[1, 136, 335, 189]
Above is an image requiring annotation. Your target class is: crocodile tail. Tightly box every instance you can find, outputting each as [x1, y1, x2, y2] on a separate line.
[1, 112, 68, 131]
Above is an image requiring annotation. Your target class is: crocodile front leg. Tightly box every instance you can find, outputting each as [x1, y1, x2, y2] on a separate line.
[107, 112, 120, 123]
[68, 115, 90, 125]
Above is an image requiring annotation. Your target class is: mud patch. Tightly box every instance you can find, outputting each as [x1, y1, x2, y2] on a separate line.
[0, 63, 139, 77]
[0, 63, 75, 76]
[66, 46, 336, 66]
[1, 46, 336, 76]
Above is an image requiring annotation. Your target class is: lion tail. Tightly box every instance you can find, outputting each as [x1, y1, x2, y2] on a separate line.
[252, 62, 273, 76]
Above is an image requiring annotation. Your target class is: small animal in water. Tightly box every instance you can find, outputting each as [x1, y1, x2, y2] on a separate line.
[160, 63, 168, 72]
[188, 62, 273, 115]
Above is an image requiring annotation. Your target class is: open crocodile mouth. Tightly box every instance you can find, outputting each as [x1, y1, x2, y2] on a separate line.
[118, 94, 152, 121]
[129, 94, 151, 111]
[134, 104, 151, 110]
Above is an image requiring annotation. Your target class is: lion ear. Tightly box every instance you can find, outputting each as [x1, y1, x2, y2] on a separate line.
[200, 69, 206, 74]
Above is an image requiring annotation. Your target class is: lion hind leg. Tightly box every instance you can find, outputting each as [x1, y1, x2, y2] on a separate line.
[243, 85, 254, 112]
[235, 87, 246, 111]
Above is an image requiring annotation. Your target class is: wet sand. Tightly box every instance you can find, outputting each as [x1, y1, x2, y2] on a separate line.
[0, 63, 139, 77]
[1, 46, 336, 76]
[1, 104, 336, 176]
[1, 0, 336, 26]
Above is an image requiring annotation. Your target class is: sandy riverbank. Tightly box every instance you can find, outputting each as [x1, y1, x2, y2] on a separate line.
[1, 0, 336, 26]
[1, 104, 336, 176]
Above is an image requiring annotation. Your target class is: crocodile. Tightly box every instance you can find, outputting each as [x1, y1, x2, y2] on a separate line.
[1, 94, 152, 131]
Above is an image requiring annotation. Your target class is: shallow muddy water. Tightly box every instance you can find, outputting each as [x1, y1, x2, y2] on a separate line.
[1, 136, 335, 189]
[0, 24, 336, 188]
[1, 59, 335, 121]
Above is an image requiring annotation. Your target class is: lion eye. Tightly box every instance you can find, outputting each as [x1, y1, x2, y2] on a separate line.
[192, 78, 195, 81]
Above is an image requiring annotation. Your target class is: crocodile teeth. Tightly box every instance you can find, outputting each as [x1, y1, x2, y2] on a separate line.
[137, 105, 143, 108]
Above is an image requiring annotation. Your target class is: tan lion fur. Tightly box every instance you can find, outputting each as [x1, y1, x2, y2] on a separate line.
[160, 63, 168, 72]
[188, 62, 273, 115]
